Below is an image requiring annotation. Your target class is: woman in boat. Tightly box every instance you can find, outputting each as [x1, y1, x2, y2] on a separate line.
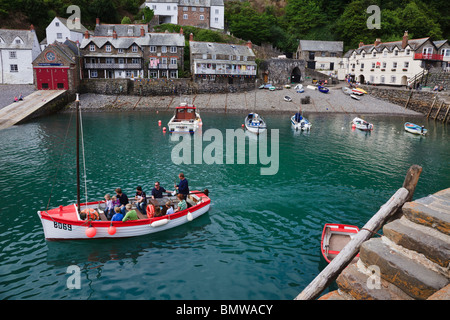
[135, 186, 147, 213]
[174, 193, 187, 213]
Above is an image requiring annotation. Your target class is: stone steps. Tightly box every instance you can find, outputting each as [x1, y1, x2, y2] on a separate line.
[319, 188, 450, 300]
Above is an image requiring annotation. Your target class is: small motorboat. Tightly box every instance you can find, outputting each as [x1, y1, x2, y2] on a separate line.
[404, 122, 427, 135]
[245, 112, 267, 134]
[351, 89, 364, 96]
[307, 85, 317, 90]
[318, 86, 329, 93]
[354, 87, 367, 94]
[350, 94, 361, 100]
[321, 223, 360, 263]
[284, 96, 292, 102]
[352, 117, 373, 131]
[284, 84, 291, 89]
[269, 86, 276, 91]
[342, 87, 352, 95]
[168, 101, 202, 133]
[291, 113, 311, 131]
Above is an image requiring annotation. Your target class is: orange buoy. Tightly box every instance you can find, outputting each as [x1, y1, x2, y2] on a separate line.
[163, 127, 167, 132]
[107, 225, 116, 235]
[86, 226, 96, 238]
[158, 120, 162, 126]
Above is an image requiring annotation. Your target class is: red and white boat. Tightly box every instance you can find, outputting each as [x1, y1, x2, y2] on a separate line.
[37, 191, 211, 240]
[37, 94, 211, 240]
[321, 223, 360, 263]
[167, 100, 202, 133]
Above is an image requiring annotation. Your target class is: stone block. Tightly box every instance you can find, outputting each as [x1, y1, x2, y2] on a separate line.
[427, 284, 450, 300]
[336, 263, 414, 300]
[360, 238, 448, 300]
[318, 290, 347, 300]
[383, 217, 450, 268]
[402, 201, 450, 235]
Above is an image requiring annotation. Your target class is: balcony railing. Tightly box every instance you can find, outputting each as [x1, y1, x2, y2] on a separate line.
[84, 63, 142, 69]
[149, 64, 178, 70]
[195, 68, 257, 76]
[414, 53, 443, 61]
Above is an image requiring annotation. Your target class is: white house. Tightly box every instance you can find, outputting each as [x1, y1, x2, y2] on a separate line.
[0, 26, 41, 84]
[210, 0, 224, 30]
[343, 32, 447, 86]
[41, 17, 90, 50]
[144, 0, 179, 25]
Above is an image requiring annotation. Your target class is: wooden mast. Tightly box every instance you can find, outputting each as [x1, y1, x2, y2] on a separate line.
[75, 93, 80, 213]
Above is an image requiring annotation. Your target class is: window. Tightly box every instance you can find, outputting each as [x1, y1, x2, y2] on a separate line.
[170, 46, 177, 53]
[10, 64, 18, 72]
[442, 49, 450, 57]
[192, 7, 196, 11]
[106, 45, 111, 52]
[183, 7, 188, 11]
[382, 62, 386, 68]
[161, 57, 167, 64]
[200, 7, 204, 12]
[394, 50, 398, 56]
[170, 58, 177, 65]
[161, 46, 167, 53]
[383, 50, 387, 57]
[362, 52, 365, 58]
[152, 5, 156, 10]
[170, 70, 177, 78]
[57, 33, 62, 39]
[393, 62, 397, 68]
[57, 83, 64, 89]
[167, 5, 171, 10]
[55, 22, 59, 27]
[90, 70, 98, 78]
[149, 71, 158, 78]
[406, 49, 410, 55]
[90, 44, 95, 52]
[361, 63, 364, 68]
[200, 15, 204, 20]
[330, 52, 337, 57]
[118, 58, 124, 64]
[372, 51, 376, 57]
[183, 14, 188, 19]
[9, 51, 17, 59]
[132, 45, 138, 52]
[215, 17, 218, 23]
[381, 75, 385, 83]
[390, 76, 396, 83]
[215, 9, 219, 14]
[106, 58, 114, 64]
[132, 58, 140, 64]
[150, 46, 156, 53]
[118, 49, 124, 53]
[404, 62, 409, 68]
[371, 62, 375, 68]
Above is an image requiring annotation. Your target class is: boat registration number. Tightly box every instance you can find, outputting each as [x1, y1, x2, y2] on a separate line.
[54, 221, 72, 231]
[177, 126, 187, 129]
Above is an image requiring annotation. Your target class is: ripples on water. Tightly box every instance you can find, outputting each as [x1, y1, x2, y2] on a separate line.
[0, 111, 448, 300]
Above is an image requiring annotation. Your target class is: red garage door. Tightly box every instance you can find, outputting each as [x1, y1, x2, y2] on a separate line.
[35, 67, 69, 90]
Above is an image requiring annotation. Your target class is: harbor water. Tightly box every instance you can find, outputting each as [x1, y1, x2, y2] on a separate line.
[0, 111, 448, 300]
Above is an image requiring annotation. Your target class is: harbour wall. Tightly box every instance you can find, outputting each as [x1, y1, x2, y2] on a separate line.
[359, 85, 449, 123]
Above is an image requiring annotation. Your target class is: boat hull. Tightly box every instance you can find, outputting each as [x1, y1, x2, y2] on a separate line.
[321, 223, 360, 263]
[38, 193, 211, 240]
[291, 116, 311, 131]
[168, 114, 202, 133]
[245, 113, 267, 135]
[352, 117, 373, 131]
[404, 123, 427, 135]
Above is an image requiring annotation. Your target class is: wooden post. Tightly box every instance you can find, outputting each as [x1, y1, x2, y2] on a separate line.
[443, 104, 450, 124]
[426, 96, 437, 118]
[294, 165, 422, 301]
[404, 90, 413, 109]
[434, 101, 444, 120]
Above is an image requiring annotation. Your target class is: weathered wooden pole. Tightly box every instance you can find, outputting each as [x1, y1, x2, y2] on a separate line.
[434, 101, 444, 120]
[294, 165, 422, 300]
[404, 90, 413, 109]
[443, 104, 450, 124]
[426, 95, 437, 119]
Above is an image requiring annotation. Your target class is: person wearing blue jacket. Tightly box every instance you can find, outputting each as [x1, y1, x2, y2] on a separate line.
[174, 173, 189, 199]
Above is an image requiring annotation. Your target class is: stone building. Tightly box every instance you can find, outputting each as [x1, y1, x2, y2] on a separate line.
[296, 40, 344, 74]
[0, 26, 41, 84]
[189, 36, 257, 86]
[143, 0, 224, 30]
[344, 32, 448, 86]
[32, 40, 81, 91]
[259, 58, 305, 85]
[79, 20, 185, 79]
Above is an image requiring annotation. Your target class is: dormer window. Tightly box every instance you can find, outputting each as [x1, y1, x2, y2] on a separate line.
[13, 37, 23, 45]
[406, 49, 411, 55]
[394, 50, 398, 56]
[128, 27, 133, 36]
[90, 44, 95, 52]
[106, 44, 112, 52]
[372, 51, 376, 57]
[132, 45, 138, 52]
[362, 52, 365, 58]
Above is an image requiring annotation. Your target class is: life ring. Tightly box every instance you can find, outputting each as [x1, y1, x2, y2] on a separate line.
[81, 208, 99, 220]
[146, 204, 155, 218]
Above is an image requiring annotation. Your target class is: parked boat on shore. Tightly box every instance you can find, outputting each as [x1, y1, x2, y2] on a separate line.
[342, 87, 352, 95]
[318, 86, 329, 93]
[321, 223, 360, 263]
[168, 101, 202, 133]
[405, 122, 427, 135]
[245, 112, 267, 134]
[352, 117, 373, 131]
[284, 96, 292, 102]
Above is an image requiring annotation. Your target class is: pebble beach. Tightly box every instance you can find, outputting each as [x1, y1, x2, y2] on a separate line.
[68, 83, 422, 116]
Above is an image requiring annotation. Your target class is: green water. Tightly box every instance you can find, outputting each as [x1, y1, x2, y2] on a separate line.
[0, 110, 448, 300]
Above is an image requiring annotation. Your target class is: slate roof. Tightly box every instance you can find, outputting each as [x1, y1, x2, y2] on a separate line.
[0, 29, 37, 50]
[94, 24, 149, 37]
[299, 40, 344, 52]
[54, 17, 89, 34]
[190, 41, 255, 58]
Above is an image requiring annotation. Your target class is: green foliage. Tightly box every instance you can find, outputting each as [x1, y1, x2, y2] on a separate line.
[121, 16, 132, 24]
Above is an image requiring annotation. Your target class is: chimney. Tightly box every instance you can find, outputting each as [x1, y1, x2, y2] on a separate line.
[402, 30, 409, 48]
[247, 40, 252, 49]
[374, 38, 381, 47]
[189, 33, 193, 42]
[359, 41, 364, 48]
[113, 30, 117, 39]
[140, 26, 145, 37]
[96, 18, 100, 26]
[84, 30, 89, 39]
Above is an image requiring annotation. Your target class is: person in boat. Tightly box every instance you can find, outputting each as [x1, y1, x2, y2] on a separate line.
[115, 188, 129, 214]
[294, 112, 302, 122]
[165, 201, 174, 215]
[134, 186, 147, 213]
[151, 181, 170, 199]
[104, 194, 115, 220]
[174, 193, 187, 213]
[111, 206, 124, 221]
[80, 208, 100, 221]
[122, 203, 139, 221]
[421, 125, 425, 134]
[174, 173, 189, 200]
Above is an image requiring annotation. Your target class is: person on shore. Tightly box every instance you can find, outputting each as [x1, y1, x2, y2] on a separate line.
[13, 96, 18, 102]
[104, 193, 115, 220]
[122, 203, 139, 221]
[19, 94, 23, 101]
[135, 186, 147, 213]
[151, 181, 170, 199]
[174, 173, 189, 199]
[111, 206, 124, 221]
[174, 193, 187, 213]
[115, 188, 129, 214]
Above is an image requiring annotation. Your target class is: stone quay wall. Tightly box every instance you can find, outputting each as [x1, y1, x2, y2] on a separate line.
[359, 85, 449, 122]
[80, 77, 257, 96]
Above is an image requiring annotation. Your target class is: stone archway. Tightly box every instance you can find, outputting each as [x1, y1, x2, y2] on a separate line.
[291, 67, 302, 83]
[401, 75, 408, 86]
[359, 74, 365, 84]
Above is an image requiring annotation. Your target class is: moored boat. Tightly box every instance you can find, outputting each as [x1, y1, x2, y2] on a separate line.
[321, 223, 360, 263]
[404, 122, 427, 135]
[351, 89, 364, 96]
[352, 117, 373, 131]
[318, 85, 329, 93]
[350, 94, 361, 100]
[168, 101, 202, 133]
[342, 87, 352, 95]
[291, 113, 311, 131]
[245, 112, 267, 134]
